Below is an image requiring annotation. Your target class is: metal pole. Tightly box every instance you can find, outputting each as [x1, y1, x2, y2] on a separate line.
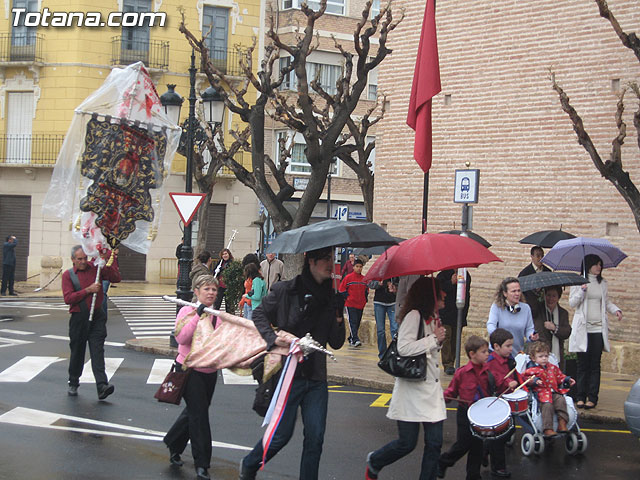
[173, 49, 197, 347]
[421, 172, 429, 233]
[326, 171, 332, 219]
[454, 203, 470, 369]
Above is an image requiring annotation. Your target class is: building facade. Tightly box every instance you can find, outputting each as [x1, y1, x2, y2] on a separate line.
[374, 0, 640, 356]
[0, 0, 263, 284]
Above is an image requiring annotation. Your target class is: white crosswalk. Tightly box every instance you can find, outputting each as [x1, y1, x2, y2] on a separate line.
[0, 299, 68, 311]
[110, 296, 177, 338]
[0, 355, 257, 385]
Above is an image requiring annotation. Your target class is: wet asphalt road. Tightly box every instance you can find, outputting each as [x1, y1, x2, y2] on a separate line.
[0, 299, 638, 479]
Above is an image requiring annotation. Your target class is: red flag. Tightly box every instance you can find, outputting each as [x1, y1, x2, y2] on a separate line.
[406, 0, 441, 173]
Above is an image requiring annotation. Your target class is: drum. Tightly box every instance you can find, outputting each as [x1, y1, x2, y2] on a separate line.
[503, 390, 529, 415]
[467, 397, 513, 439]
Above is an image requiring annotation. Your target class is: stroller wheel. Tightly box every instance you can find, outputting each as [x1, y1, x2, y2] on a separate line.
[521, 433, 534, 456]
[577, 431, 588, 453]
[565, 433, 579, 455]
[532, 433, 545, 455]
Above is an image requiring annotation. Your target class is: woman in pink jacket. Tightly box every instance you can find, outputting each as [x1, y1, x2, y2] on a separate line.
[163, 274, 220, 480]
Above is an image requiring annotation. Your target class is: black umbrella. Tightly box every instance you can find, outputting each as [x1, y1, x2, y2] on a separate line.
[519, 229, 576, 248]
[518, 271, 587, 292]
[266, 220, 399, 254]
[353, 237, 406, 256]
[439, 230, 492, 248]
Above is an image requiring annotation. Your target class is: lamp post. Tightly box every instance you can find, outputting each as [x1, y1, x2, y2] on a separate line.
[160, 55, 226, 346]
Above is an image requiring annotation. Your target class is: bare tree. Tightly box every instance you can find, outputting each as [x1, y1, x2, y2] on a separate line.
[179, 0, 402, 235]
[551, 0, 640, 233]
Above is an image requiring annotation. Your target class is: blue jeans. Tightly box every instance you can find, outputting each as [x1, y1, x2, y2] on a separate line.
[374, 302, 397, 358]
[347, 307, 363, 344]
[243, 303, 253, 320]
[241, 378, 328, 480]
[369, 420, 443, 480]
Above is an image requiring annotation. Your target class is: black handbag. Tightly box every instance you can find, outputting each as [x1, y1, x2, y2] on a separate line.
[250, 355, 283, 417]
[154, 362, 190, 405]
[378, 315, 427, 380]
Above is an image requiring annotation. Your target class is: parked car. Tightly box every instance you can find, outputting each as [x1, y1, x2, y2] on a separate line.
[624, 379, 640, 438]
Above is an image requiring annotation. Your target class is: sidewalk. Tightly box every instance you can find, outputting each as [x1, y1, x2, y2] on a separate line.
[11, 279, 633, 425]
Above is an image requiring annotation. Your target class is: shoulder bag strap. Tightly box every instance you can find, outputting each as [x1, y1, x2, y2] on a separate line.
[67, 268, 90, 317]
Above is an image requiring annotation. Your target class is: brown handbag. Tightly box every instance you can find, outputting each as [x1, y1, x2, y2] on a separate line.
[154, 362, 190, 405]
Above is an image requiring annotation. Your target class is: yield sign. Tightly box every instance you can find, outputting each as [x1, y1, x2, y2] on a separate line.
[169, 192, 207, 227]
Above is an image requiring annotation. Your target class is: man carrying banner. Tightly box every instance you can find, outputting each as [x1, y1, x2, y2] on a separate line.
[239, 246, 345, 480]
[62, 245, 121, 399]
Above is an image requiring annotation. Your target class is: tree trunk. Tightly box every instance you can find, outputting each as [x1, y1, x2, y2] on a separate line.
[194, 189, 213, 257]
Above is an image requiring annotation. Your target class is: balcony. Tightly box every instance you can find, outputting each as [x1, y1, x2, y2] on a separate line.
[0, 134, 64, 166]
[220, 150, 252, 176]
[111, 36, 169, 70]
[201, 47, 248, 77]
[0, 33, 44, 63]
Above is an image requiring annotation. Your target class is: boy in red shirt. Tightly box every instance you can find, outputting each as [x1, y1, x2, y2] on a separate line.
[524, 341, 575, 437]
[338, 259, 368, 347]
[485, 328, 519, 478]
[438, 336, 491, 480]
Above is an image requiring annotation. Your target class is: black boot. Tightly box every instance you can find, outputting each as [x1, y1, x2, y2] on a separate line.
[196, 467, 210, 479]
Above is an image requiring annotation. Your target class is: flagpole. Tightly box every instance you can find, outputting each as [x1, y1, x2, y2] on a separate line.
[422, 172, 429, 234]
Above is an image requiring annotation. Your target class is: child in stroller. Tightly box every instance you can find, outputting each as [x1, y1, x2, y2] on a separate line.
[524, 341, 575, 436]
[508, 342, 586, 456]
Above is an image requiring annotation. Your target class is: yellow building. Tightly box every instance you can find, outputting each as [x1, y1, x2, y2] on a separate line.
[0, 0, 262, 285]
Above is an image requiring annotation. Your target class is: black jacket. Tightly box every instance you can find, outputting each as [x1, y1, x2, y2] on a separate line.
[436, 269, 471, 328]
[518, 263, 551, 317]
[252, 274, 345, 381]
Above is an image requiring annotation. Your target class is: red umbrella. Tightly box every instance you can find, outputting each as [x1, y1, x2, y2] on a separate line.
[364, 233, 502, 281]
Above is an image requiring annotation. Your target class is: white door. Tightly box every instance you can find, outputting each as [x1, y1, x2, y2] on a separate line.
[6, 92, 33, 164]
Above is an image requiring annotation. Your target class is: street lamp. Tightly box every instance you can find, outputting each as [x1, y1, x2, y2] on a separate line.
[160, 50, 199, 347]
[201, 85, 225, 126]
[159, 84, 183, 125]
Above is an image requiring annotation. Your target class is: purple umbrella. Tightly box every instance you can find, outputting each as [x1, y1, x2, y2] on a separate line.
[541, 237, 627, 272]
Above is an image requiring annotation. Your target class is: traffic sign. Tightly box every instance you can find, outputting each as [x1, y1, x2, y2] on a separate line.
[169, 192, 207, 227]
[453, 169, 480, 204]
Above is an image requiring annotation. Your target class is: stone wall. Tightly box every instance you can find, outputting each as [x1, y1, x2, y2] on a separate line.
[373, 0, 640, 345]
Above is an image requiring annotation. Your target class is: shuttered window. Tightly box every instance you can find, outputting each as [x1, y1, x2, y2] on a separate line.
[0, 195, 31, 281]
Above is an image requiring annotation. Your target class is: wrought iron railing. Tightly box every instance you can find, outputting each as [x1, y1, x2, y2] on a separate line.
[0, 33, 44, 62]
[220, 150, 251, 175]
[0, 134, 64, 166]
[111, 36, 169, 70]
[201, 47, 248, 77]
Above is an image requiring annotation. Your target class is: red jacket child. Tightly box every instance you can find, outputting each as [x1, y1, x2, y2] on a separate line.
[338, 270, 368, 310]
[524, 362, 571, 403]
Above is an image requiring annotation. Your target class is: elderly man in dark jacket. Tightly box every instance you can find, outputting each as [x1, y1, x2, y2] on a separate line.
[2, 235, 18, 296]
[239, 246, 345, 480]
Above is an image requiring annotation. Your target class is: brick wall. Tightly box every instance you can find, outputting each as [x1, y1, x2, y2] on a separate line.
[374, 0, 640, 343]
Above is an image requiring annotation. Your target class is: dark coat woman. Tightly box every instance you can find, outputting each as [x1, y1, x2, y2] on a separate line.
[532, 285, 571, 368]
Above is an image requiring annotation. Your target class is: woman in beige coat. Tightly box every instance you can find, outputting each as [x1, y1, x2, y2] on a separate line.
[365, 276, 447, 480]
[569, 254, 622, 409]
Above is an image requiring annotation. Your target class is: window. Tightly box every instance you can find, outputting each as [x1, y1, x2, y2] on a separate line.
[203, 6, 229, 73]
[11, 0, 38, 47]
[277, 131, 338, 175]
[368, 67, 378, 101]
[122, 0, 151, 53]
[283, 0, 345, 16]
[371, 0, 381, 18]
[279, 57, 342, 95]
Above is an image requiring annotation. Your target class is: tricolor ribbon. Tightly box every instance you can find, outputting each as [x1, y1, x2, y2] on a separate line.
[260, 340, 304, 470]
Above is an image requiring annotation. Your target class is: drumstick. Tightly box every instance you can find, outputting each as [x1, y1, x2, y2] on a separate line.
[486, 376, 534, 408]
[502, 367, 517, 380]
[444, 396, 471, 404]
[511, 375, 535, 393]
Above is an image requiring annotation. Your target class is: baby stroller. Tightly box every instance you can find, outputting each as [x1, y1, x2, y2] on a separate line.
[502, 353, 588, 456]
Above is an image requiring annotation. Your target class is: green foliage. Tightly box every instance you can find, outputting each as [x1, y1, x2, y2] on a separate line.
[221, 260, 244, 314]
